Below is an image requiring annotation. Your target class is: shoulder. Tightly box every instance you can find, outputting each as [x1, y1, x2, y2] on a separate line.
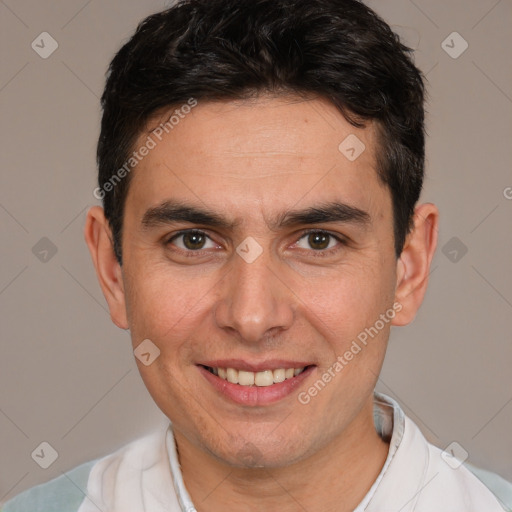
[411, 417, 512, 511]
[0, 429, 170, 512]
[464, 462, 512, 512]
[375, 406, 512, 512]
[1, 459, 97, 512]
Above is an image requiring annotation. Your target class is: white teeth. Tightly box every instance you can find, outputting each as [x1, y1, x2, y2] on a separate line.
[238, 370, 255, 386]
[273, 368, 286, 383]
[226, 368, 238, 384]
[255, 370, 274, 387]
[210, 366, 306, 386]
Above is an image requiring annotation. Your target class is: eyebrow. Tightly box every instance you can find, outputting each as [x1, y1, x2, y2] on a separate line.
[141, 200, 371, 231]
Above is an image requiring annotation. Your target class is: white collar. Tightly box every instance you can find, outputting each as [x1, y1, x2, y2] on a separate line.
[79, 391, 504, 511]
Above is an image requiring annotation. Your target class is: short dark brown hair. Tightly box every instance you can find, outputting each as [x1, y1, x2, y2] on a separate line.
[97, 0, 425, 264]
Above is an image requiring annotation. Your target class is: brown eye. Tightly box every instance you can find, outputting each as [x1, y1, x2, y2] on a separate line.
[307, 232, 330, 250]
[296, 231, 341, 251]
[182, 232, 206, 250]
[169, 230, 216, 251]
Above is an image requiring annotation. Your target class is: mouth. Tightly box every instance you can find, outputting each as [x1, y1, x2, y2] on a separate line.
[202, 365, 308, 386]
[197, 362, 316, 406]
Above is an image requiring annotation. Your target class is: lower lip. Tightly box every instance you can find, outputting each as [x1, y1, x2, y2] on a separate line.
[198, 365, 316, 406]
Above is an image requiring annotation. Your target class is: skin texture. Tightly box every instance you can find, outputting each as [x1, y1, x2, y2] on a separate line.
[85, 94, 438, 512]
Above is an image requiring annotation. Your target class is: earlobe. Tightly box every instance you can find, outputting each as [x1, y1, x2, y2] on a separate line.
[392, 203, 439, 327]
[84, 206, 129, 330]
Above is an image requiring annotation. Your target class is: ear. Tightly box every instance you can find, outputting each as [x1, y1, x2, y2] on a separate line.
[84, 206, 129, 329]
[392, 202, 439, 326]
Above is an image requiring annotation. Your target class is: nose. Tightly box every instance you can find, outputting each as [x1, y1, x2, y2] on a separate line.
[214, 246, 295, 346]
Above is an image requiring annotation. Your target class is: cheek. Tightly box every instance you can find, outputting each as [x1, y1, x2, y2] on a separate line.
[293, 258, 394, 345]
[124, 262, 214, 348]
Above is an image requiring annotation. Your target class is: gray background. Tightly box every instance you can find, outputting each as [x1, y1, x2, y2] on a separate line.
[1, 0, 511, 502]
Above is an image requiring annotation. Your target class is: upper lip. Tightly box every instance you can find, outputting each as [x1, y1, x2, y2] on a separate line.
[198, 359, 314, 372]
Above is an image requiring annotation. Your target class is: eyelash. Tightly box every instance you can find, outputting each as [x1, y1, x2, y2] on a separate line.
[165, 229, 347, 258]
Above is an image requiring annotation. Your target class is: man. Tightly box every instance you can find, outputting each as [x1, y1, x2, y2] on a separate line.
[3, 0, 511, 510]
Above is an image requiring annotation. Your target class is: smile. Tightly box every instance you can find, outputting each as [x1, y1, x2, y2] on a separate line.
[198, 363, 316, 406]
[205, 366, 306, 386]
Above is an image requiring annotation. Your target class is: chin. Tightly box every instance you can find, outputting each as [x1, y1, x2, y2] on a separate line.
[209, 433, 310, 469]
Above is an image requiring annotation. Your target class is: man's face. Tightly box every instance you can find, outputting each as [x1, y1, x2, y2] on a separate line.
[120, 95, 399, 467]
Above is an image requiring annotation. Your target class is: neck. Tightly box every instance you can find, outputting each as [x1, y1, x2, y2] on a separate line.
[176, 397, 389, 512]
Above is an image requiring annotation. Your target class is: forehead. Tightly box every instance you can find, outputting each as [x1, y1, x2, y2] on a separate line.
[125, 94, 388, 224]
